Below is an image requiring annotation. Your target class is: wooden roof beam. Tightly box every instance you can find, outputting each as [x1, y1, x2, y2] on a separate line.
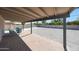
[0, 10, 31, 22]
[26, 7, 47, 17]
[15, 7, 41, 18]
[2, 7, 35, 19]
[0, 9, 31, 20]
[24, 7, 43, 17]
[39, 7, 49, 17]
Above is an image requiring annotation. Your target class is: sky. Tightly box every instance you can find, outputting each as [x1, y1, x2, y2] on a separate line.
[66, 8, 79, 22]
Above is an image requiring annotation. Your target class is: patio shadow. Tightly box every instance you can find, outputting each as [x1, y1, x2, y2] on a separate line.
[0, 31, 32, 51]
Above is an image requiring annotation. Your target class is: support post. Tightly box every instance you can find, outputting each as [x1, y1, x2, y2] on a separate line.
[63, 18, 67, 51]
[22, 22, 25, 31]
[31, 21, 32, 34]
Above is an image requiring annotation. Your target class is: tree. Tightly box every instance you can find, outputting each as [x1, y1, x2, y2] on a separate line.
[49, 18, 63, 25]
[42, 20, 46, 24]
[67, 20, 79, 25]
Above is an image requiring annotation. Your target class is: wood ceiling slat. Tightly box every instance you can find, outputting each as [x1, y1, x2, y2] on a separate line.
[0, 8, 31, 19]
[39, 7, 49, 17]
[27, 7, 48, 17]
[15, 7, 41, 18]
[1, 7, 35, 19]
[41, 7, 55, 16]
[0, 9, 31, 22]
[11, 7, 38, 19]
[54, 7, 71, 15]
[24, 7, 43, 17]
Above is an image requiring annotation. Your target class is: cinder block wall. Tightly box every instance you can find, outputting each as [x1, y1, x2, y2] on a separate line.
[0, 16, 4, 42]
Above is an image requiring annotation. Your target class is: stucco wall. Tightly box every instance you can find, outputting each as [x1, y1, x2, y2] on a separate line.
[0, 16, 4, 42]
[4, 23, 15, 30]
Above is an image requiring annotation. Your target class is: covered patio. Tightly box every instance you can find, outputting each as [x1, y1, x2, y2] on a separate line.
[0, 7, 75, 51]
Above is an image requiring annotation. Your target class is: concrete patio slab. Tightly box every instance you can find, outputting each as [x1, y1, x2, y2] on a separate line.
[20, 30, 64, 51]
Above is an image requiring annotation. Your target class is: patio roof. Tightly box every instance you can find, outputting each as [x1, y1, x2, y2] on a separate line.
[0, 7, 75, 22]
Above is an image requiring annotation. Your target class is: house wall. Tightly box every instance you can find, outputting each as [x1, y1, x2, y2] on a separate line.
[0, 16, 4, 42]
[4, 23, 15, 30]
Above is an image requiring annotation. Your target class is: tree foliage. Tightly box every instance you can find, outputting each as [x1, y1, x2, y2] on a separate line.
[48, 19, 63, 25]
[34, 18, 79, 25]
[67, 20, 79, 25]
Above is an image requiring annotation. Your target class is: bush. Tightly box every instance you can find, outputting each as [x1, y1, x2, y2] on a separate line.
[67, 21, 79, 25]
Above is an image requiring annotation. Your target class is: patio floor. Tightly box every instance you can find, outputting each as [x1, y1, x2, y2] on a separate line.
[20, 30, 64, 51]
[0, 30, 64, 51]
[0, 31, 31, 51]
